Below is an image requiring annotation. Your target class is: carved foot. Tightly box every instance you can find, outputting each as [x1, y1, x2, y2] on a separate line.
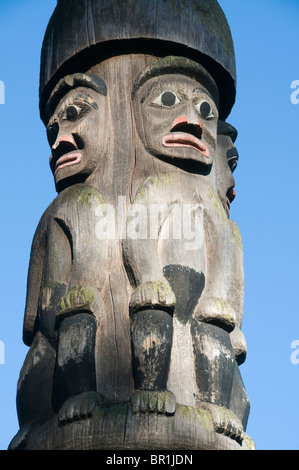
[230, 328, 247, 365]
[130, 281, 176, 315]
[131, 390, 176, 415]
[199, 402, 244, 443]
[194, 297, 236, 332]
[58, 391, 104, 425]
[58, 286, 104, 321]
[8, 422, 33, 450]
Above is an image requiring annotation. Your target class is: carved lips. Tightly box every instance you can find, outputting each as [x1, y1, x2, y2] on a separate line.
[162, 116, 209, 158]
[51, 135, 82, 176]
[226, 187, 236, 218]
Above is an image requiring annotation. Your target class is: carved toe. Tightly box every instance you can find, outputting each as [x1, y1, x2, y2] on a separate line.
[58, 392, 104, 425]
[131, 390, 176, 415]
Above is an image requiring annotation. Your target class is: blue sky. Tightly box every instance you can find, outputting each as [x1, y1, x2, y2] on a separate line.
[0, 0, 298, 450]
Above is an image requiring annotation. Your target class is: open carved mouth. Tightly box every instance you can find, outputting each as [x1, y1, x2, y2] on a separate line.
[51, 136, 82, 176]
[54, 152, 82, 176]
[162, 120, 209, 158]
[226, 187, 236, 217]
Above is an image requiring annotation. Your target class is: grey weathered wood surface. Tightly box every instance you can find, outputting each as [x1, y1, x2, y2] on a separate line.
[40, 0, 236, 122]
[10, 0, 255, 451]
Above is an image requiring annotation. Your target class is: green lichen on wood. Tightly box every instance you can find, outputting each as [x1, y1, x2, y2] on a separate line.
[139, 280, 173, 298]
[131, 280, 176, 311]
[135, 174, 173, 201]
[176, 404, 214, 432]
[60, 184, 105, 207]
[231, 221, 243, 249]
[39, 282, 67, 311]
[92, 403, 129, 421]
[60, 286, 95, 313]
[18, 332, 48, 382]
[78, 186, 105, 206]
[207, 185, 228, 224]
[212, 297, 236, 328]
[213, 297, 231, 315]
[242, 433, 256, 450]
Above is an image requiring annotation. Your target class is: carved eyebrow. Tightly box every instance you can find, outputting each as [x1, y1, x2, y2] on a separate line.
[46, 73, 106, 124]
[73, 93, 99, 109]
[56, 93, 99, 121]
[139, 81, 160, 103]
[139, 81, 187, 104]
[217, 120, 238, 142]
[227, 147, 239, 161]
[193, 87, 214, 100]
[132, 56, 219, 108]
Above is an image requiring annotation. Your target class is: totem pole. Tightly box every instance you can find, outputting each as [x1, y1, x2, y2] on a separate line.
[10, 0, 255, 450]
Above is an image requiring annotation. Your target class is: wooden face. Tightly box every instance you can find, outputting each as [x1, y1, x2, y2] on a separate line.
[133, 74, 218, 167]
[216, 133, 238, 218]
[47, 86, 108, 190]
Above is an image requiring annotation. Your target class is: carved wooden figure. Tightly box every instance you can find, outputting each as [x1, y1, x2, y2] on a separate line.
[10, 0, 255, 450]
[15, 75, 111, 435]
[124, 57, 250, 435]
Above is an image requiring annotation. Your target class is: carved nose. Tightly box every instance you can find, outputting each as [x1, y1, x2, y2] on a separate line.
[52, 134, 78, 152]
[170, 116, 203, 139]
[47, 121, 59, 147]
[227, 187, 236, 203]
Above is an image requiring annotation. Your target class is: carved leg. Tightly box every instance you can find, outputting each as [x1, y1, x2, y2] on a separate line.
[191, 320, 250, 432]
[53, 313, 103, 424]
[9, 332, 56, 449]
[130, 309, 176, 415]
[50, 286, 105, 424]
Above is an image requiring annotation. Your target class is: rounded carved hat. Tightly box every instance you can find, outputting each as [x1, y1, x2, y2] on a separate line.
[40, 0, 236, 122]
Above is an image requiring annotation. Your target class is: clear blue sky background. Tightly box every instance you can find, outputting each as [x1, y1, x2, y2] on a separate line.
[0, 0, 298, 451]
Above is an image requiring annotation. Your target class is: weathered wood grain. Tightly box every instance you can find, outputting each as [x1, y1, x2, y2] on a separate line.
[40, 0, 236, 122]
[11, 0, 255, 451]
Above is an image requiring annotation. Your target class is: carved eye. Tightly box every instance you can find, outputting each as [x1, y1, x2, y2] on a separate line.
[64, 104, 82, 121]
[153, 91, 181, 107]
[195, 100, 215, 120]
[227, 148, 239, 173]
[47, 122, 59, 146]
[228, 158, 238, 173]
